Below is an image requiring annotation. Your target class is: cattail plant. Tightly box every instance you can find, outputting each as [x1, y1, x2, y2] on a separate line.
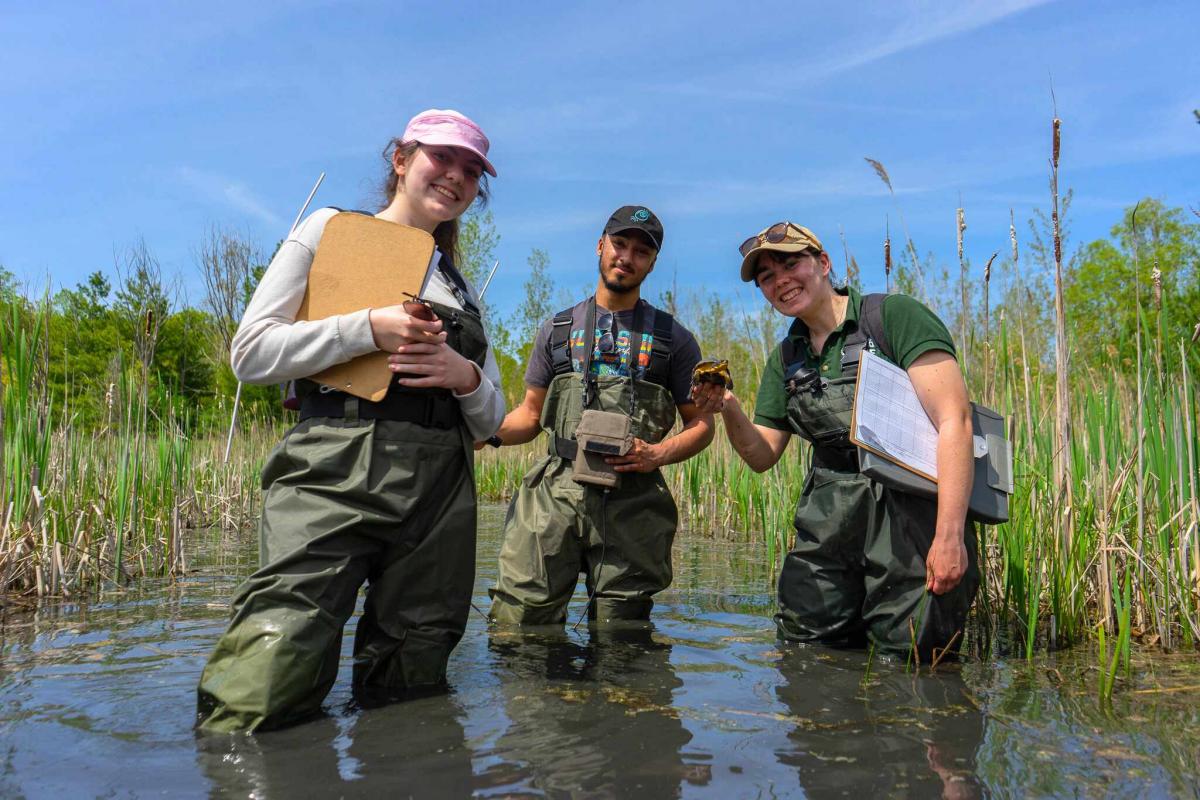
[866, 157, 923, 296]
[884, 218, 893, 293]
[982, 251, 997, 403]
[1050, 115, 1074, 556]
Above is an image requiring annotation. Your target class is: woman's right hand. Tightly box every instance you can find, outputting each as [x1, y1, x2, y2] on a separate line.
[691, 382, 732, 414]
[369, 302, 446, 353]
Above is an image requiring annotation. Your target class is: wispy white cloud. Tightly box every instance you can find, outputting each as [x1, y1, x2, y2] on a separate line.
[175, 166, 284, 228]
[811, 0, 1057, 80]
[651, 0, 1058, 100]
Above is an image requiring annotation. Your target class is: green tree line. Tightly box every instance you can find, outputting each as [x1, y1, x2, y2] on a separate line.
[2, 198, 1197, 434]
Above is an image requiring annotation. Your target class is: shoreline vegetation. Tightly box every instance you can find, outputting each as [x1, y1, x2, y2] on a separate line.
[2, 119, 1198, 679]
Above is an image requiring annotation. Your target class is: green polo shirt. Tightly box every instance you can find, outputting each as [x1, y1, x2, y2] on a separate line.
[753, 286, 958, 431]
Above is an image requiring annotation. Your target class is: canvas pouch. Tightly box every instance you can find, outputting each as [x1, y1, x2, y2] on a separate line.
[572, 409, 633, 488]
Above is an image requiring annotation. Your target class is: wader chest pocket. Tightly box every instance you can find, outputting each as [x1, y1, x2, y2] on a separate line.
[572, 410, 632, 488]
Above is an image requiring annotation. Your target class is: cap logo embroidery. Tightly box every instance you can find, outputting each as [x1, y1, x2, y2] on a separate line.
[631, 208, 650, 223]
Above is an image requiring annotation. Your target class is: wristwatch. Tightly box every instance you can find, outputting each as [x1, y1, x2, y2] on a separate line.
[485, 434, 503, 448]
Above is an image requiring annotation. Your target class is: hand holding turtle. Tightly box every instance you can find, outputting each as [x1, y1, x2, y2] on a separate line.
[690, 359, 734, 413]
[691, 381, 732, 413]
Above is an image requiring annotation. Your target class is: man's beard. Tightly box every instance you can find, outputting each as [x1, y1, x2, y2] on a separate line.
[599, 256, 643, 295]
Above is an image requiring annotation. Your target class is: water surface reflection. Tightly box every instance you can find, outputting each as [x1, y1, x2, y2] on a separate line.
[2, 508, 1199, 797]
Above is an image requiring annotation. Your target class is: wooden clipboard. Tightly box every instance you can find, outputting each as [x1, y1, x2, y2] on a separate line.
[296, 212, 435, 401]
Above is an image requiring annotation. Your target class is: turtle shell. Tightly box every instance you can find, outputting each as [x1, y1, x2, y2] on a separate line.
[691, 359, 733, 390]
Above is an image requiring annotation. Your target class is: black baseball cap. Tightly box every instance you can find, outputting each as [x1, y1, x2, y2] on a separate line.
[603, 205, 664, 251]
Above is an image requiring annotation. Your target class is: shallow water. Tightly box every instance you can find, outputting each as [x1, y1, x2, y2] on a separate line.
[2, 506, 1199, 799]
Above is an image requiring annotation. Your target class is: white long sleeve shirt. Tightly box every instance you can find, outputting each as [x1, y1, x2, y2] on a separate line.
[231, 207, 505, 440]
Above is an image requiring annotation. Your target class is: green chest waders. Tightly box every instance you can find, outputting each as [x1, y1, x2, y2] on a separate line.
[775, 340, 979, 663]
[197, 290, 490, 734]
[489, 299, 681, 625]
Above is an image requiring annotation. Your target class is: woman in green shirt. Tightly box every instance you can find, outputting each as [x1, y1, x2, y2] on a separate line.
[693, 222, 978, 661]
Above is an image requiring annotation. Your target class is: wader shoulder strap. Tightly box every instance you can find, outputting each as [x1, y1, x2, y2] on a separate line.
[549, 306, 575, 376]
[433, 254, 480, 316]
[855, 293, 894, 363]
[779, 318, 807, 369]
[644, 305, 673, 387]
[579, 297, 599, 407]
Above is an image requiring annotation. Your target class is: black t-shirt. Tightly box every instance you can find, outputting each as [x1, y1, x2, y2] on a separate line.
[524, 299, 702, 405]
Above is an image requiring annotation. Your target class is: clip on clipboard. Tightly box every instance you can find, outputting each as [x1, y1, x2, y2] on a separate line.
[849, 350, 1013, 524]
[295, 212, 439, 401]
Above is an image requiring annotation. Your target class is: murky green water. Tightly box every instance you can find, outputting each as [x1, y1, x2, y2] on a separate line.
[2, 506, 1199, 798]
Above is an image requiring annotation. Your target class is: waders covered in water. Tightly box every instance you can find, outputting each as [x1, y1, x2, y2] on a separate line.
[774, 292, 979, 662]
[197, 298, 487, 734]
[489, 300, 680, 624]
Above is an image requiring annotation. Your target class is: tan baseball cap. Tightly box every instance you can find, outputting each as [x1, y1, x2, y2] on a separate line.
[738, 222, 823, 282]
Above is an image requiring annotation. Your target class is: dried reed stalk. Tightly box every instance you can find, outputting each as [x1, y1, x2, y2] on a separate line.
[957, 207, 969, 365]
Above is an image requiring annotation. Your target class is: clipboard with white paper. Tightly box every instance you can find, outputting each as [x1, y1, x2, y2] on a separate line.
[849, 348, 1014, 524]
[850, 349, 940, 482]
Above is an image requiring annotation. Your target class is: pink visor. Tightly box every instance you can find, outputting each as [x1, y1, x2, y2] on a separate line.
[402, 108, 497, 177]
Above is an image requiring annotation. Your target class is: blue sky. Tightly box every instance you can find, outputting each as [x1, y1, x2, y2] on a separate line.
[2, 0, 1196, 318]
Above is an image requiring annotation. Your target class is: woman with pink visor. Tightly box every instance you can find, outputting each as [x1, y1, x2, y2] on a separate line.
[197, 109, 504, 733]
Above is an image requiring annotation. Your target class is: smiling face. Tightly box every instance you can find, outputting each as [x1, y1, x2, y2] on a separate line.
[392, 144, 484, 231]
[754, 249, 833, 318]
[596, 231, 658, 294]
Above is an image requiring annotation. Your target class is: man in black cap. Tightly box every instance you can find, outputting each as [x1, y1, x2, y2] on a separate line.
[487, 206, 714, 624]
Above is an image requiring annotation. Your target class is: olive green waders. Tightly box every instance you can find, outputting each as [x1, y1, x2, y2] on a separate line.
[196, 416, 476, 733]
[777, 368, 979, 663]
[489, 372, 679, 624]
[197, 294, 488, 734]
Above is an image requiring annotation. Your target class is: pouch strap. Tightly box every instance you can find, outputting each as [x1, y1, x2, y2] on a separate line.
[549, 434, 578, 460]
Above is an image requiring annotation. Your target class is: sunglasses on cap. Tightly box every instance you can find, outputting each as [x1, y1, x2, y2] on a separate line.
[738, 221, 815, 258]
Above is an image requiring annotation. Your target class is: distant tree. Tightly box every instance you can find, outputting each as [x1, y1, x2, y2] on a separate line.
[49, 271, 120, 424]
[1066, 198, 1200, 376]
[113, 238, 172, 380]
[198, 227, 259, 358]
[0, 264, 17, 303]
[457, 208, 501, 334]
[515, 248, 553, 343]
[457, 208, 499, 289]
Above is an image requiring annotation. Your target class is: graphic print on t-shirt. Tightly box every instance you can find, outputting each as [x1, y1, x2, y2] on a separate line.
[569, 325, 654, 378]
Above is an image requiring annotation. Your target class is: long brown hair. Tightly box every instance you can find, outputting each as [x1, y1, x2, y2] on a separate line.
[379, 139, 491, 263]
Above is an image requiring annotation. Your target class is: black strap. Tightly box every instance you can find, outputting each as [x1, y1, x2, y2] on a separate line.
[436, 254, 480, 316]
[644, 306, 673, 388]
[780, 317, 805, 369]
[580, 298, 599, 407]
[299, 388, 461, 428]
[549, 308, 574, 376]
[549, 434, 578, 460]
[856, 293, 893, 362]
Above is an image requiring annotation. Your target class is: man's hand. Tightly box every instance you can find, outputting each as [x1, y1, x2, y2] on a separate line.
[607, 438, 664, 473]
[925, 531, 968, 594]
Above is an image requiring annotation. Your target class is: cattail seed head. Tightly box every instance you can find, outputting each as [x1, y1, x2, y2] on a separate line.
[1052, 118, 1061, 167]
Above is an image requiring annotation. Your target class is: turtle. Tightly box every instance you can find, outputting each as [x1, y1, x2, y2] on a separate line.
[691, 359, 733, 391]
